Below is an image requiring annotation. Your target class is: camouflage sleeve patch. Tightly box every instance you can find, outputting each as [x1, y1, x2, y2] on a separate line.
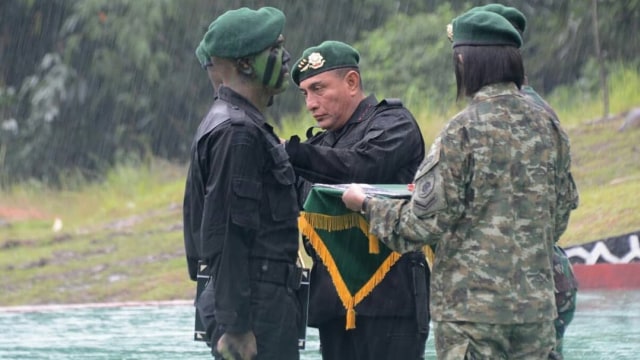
[412, 138, 447, 218]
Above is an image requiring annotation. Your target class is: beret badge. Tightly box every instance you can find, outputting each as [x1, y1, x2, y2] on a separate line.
[299, 52, 325, 72]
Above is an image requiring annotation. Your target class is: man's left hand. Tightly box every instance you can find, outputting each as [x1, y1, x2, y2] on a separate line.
[216, 331, 257, 360]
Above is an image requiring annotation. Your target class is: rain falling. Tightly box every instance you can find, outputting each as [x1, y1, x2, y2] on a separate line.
[1, 1, 639, 359]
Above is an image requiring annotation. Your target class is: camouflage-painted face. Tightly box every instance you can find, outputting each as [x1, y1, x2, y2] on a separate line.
[253, 35, 290, 93]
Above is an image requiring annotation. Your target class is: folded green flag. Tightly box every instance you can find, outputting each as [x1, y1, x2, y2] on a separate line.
[298, 184, 410, 329]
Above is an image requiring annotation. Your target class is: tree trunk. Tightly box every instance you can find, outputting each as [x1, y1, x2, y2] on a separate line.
[592, 0, 609, 119]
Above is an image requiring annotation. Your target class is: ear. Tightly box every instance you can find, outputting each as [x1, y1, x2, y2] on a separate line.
[344, 70, 360, 92]
[236, 58, 254, 76]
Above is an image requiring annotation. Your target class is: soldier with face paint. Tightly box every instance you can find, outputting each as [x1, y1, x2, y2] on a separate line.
[182, 7, 301, 360]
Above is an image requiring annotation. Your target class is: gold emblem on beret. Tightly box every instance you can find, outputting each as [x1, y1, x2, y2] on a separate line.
[307, 52, 325, 70]
[299, 52, 325, 72]
[446, 23, 453, 42]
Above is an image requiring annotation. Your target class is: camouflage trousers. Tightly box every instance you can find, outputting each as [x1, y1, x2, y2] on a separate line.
[550, 288, 577, 359]
[434, 320, 556, 360]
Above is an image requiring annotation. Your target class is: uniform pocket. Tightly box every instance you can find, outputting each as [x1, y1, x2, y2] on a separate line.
[267, 145, 298, 221]
[267, 165, 299, 221]
[230, 177, 262, 229]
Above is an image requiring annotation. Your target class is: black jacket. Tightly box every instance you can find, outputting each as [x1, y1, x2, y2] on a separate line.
[286, 95, 429, 324]
[183, 86, 299, 333]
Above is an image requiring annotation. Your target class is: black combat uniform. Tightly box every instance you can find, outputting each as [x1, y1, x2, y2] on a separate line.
[286, 95, 430, 360]
[184, 86, 301, 360]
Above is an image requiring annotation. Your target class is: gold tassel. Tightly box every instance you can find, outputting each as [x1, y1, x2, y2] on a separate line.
[358, 216, 379, 254]
[368, 234, 379, 254]
[346, 306, 356, 330]
[423, 245, 435, 270]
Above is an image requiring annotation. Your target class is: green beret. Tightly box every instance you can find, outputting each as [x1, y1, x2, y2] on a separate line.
[452, 10, 522, 48]
[472, 3, 526, 33]
[202, 7, 285, 59]
[291, 41, 360, 86]
[195, 42, 211, 69]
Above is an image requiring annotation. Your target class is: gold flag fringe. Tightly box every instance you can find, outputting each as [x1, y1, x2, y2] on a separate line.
[361, 216, 380, 254]
[302, 212, 380, 254]
[423, 245, 435, 270]
[298, 213, 401, 329]
[346, 307, 356, 329]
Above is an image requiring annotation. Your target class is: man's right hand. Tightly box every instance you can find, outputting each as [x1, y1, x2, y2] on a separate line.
[216, 331, 257, 360]
[342, 183, 367, 212]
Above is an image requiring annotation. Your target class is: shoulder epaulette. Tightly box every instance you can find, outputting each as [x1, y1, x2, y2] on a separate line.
[228, 106, 249, 126]
[378, 98, 403, 108]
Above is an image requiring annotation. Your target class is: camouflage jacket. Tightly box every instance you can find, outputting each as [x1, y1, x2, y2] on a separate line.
[365, 83, 579, 324]
[520, 85, 580, 296]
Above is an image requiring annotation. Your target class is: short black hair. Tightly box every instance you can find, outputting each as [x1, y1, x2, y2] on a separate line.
[453, 45, 524, 99]
[334, 67, 364, 90]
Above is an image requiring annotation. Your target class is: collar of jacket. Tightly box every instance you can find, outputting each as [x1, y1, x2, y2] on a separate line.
[333, 94, 378, 135]
[217, 85, 266, 126]
[472, 82, 520, 103]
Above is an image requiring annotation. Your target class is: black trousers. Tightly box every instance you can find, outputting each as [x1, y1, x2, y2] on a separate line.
[318, 316, 428, 360]
[197, 280, 300, 360]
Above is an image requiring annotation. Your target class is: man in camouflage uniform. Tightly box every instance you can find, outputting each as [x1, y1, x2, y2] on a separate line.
[343, 9, 579, 360]
[466, 6, 579, 358]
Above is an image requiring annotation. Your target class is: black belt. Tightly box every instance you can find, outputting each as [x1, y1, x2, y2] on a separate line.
[249, 259, 302, 290]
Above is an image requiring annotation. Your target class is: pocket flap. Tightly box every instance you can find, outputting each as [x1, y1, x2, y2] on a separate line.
[232, 178, 262, 200]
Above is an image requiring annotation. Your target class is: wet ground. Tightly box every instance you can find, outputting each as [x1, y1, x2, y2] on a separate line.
[0, 290, 638, 359]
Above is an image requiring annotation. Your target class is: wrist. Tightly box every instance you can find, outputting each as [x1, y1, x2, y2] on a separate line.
[360, 196, 371, 214]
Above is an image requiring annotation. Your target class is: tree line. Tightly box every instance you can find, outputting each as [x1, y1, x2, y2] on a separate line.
[0, 0, 638, 186]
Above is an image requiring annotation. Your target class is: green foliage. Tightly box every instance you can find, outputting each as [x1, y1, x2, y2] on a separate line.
[547, 63, 640, 127]
[62, 0, 172, 89]
[355, 4, 457, 114]
[522, 0, 640, 92]
[1, 0, 640, 186]
[0, 53, 88, 185]
[0, 0, 207, 187]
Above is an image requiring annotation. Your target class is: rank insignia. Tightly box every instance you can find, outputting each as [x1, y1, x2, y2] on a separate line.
[446, 23, 453, 42]
[299, 52, 325, 72]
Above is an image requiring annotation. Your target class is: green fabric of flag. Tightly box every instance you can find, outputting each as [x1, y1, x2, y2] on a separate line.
[298, 184, 410, 329]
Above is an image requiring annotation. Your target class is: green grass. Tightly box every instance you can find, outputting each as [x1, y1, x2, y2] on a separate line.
[0, 159, 194, 306]
[559, 121, 640, 246]
[550, 63, 640, 127]
[545, 64, 640, 245]
[1, 66, 639, 306]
